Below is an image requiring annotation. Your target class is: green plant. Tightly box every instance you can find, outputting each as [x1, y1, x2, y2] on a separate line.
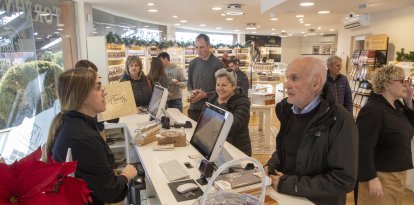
[0, 61, 63, 129]
[396, 48, 414, 61]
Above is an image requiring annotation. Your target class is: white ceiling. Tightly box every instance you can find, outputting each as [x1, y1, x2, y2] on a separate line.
[82, 0, 414, 36]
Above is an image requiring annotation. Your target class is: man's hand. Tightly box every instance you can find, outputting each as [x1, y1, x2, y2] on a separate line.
[171, 79, 180, 87]
[269, 172, 284, 191]
[190, 89, 207, 103]
[368, 177, 383, 199]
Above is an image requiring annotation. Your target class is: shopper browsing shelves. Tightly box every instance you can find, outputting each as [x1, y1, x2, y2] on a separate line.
[187, 33, 223, 121]
[121, 56, 153, 107]
[357, 65, 414, 205]
[158, 52, 187, 112]
[326, 56, 353, 113]
[208, 68, 252, 156]
[265, 57, 358, 205]
[41, 69, 137, 205]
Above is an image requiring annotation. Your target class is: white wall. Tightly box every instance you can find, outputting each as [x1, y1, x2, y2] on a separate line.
[337, 5, 414, 64]
[281, 37, 301, 64]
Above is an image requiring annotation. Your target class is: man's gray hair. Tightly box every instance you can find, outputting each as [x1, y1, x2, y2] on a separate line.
[215, 68, 237, 86]
[326, 56, 342, 66]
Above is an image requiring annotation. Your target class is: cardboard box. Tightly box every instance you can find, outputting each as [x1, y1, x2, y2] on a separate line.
[250, 93, 275, 105]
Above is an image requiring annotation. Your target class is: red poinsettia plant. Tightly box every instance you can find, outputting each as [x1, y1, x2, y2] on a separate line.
[0, 148, 92, 205]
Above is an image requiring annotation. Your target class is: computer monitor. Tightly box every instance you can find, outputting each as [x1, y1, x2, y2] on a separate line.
[147, 85, 169, 120]
[190, 102, 234, 163]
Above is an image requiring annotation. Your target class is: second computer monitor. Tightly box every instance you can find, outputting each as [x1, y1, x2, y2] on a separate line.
[147, 85, 169, 120]
[190, 102, 234, 163]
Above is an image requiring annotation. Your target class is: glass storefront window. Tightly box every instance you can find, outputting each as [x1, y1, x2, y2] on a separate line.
[0, 0, 67, 164]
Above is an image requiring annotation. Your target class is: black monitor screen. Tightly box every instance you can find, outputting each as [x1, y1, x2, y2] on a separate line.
[190, 104, 226, 160]
[148, 85, 164, 118]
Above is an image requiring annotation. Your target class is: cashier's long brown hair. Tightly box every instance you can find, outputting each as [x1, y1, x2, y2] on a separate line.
[41, 69, 97, 162]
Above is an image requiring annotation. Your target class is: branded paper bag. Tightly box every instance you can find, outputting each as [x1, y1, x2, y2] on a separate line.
[98, 81, 136, 121]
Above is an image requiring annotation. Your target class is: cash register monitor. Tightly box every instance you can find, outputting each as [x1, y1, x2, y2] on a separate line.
[147, 85, 169, 120]
[190, 103, 234, 163]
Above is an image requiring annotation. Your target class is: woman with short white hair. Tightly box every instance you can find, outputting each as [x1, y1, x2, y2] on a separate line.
[208, 68, 252, 156]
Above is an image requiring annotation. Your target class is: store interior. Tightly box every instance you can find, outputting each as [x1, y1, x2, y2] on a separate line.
[1, 0, 414, 204]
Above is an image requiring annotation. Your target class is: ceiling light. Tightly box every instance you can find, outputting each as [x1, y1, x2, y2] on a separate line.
[299, 21, 304, 23]
[34, 32, 38, 36]
[270, 18, 278, 21]
[301, 31, 306, 34]
[300, 2, 314, 7]
[281, 30, 286, 32]
[318, 11, 330, 14]
[234, 29, 240, 32]
[148, 9, 158, 12]
[105, 26, 111, 29]
[225, 4, 245, 16]
[271, 33, 276, 35]
[305, 24, 311, 26]
[304, 34, 308, 36]
[221, 13, 225, 16]
[174, 23, 180, 26]
[299, 18, 303, 21]
[329, 29, 335, 31]
[57, 28, 63, 31]
[57, 23, 64, 27]
[317, 26, 322, 29]
[225, 17, 233, 21]
[212, 7, 222, 11]
[288, 34, 293, 36]
[147, 3, 154, 6]
[143, 25, 149, 28]
[216, 27, 222, 30]
[199, 24, 206, 27]
[172, 15, 178, 18]
[180, 20, 187, 23]
[271, 28, 276, 31]
[246, 23, 257, 30]
[36, 37, 42, 40]
[296, 14, 304, 18]
[251, 31, 256, 34]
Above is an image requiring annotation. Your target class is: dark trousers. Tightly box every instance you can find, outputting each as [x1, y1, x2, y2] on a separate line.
[188, 109, 202, 121]
[167, 99, 183, 112]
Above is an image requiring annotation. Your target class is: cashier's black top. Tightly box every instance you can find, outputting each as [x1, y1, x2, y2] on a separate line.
[357, 93, 414, 182]
[51, 111, 129, 205]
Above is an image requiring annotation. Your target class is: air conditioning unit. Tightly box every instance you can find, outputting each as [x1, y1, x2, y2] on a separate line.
[344, 13, 370, 29]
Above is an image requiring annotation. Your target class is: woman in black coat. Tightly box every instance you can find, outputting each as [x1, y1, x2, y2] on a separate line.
[357, 65, 414, 205]
[208, 68, 252, 156]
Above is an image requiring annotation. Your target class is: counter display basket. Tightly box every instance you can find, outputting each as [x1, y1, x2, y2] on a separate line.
[195, 157, 267, 205]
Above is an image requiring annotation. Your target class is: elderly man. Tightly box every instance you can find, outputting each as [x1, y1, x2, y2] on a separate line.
[265, 57, 358, 205]
[187, 34, 223, 121]
[326, 56, 353, 113]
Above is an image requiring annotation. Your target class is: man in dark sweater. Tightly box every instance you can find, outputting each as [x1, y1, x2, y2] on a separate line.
[228, 58, 250, 95]
[187, 34, 223, 121]
[326, 56, 353, 113]
[265, 57, 358, 205]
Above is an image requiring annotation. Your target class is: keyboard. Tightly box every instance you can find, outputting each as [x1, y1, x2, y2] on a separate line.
[159, 159, 190, 182]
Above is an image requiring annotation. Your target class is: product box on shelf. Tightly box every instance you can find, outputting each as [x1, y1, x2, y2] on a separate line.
[250, 92, 275, 105]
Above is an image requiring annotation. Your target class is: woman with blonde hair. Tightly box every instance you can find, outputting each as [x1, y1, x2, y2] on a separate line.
[42, 69, 137, 205]
[357, 65, 414, 205]
[121, 56, 153, 107]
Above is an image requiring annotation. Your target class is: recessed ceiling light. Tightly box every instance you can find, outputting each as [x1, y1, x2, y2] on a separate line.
[246, 23, 257, 30]
[221, 13, 225, 16]
[317, 26, 322, 29]
[105, 26, 111, 29]
[225, 4, 245, 16]
[234, 29, 240, 32]
[300, 2, 314, 7]
[172, 15, 178, 18]
[329, 29, 335, 31]
[216, 27, 222, 30]
[304, 34, 308, 36]
[34, 32, 38, 36]
[299, 21, 304, 24]
[225, 17, 233, 21]
[305, 24, 311, 26]
[57, 28, 63, 31]
[180, 20, 187, 23]
[199, 24, 206, 27]
[296, 14, 304, 18]
[281, 29, 286, 32]
[174, 23, 180, 26]
[271, 33, 276, 35]
[212, 7, 222, 11]
[271, 28, 276, 31]
[301, 31, 306, 34]
[288, 34, 293, 36]
[318, 10, 330, 14]
[270, 17, 278, 21]
[148, 9, 158, 12]
[147, 3, 154, 6]
[299, 18, 304, 21]
[57, 23, 64, 27]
